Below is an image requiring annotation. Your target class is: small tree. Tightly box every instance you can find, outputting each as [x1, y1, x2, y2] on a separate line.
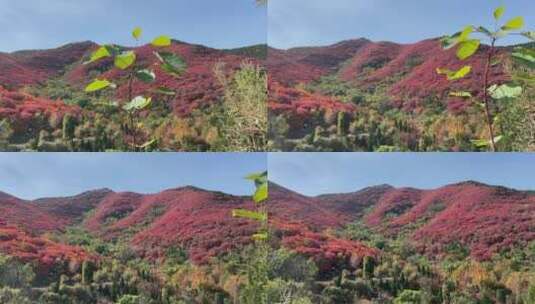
[84, 27, 186, 151]
[232, 171, 269, 303]
[214, 61, 268, 151]
[437, 5, 534, 151]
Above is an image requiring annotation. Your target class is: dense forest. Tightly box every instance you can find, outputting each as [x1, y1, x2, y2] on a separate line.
[1, 180, 534, 303]
[268, 7, 535, 152]
[0, 35, 267, 152]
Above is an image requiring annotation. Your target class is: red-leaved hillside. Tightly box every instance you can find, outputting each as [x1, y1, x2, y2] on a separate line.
[314, 181, 535, 261]
[1, 181, 532, 269]
[0, 42, 96, 89]
[67, 41, 257, 116]
[268, 38, 511, 114]
[0, 219, 92, 276]
[0, 86, 81, 136]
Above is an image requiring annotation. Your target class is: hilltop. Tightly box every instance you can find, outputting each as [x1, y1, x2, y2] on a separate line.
[0, 40, 267, 151]
[268, 38, 534, 152]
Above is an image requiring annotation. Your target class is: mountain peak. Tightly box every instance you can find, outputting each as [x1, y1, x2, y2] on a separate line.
[448, 180, 492, 188]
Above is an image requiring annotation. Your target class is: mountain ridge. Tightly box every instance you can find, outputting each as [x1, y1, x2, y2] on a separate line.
[1, 181, 533, 268]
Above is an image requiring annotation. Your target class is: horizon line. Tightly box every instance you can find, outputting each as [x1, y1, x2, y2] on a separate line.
[267, 36, 532, 51]
[2, 39, 268, 54]
[3, 179, 531, 202]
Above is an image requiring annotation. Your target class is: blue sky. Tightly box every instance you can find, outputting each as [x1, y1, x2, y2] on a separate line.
[0, 0, 266, 52]
[0, 153, 266, 200]
[269, 0, 535, 49]
[269, 153, 535, 196]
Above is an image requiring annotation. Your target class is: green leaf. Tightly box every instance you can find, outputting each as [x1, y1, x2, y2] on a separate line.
[437, 66, 472, 81]
[459, 26, 473, 42]
[512, 47, 535, 64]
[521, 31, 535, 41]
[93, 100, 119, 108]
[449, 91, 472, 98]
[471, 136, 503, 148]
[114, 51, 136, 70]
[123, 96, 152, 112]
[246, 171, 268, 184]
[132, 27, 142, 40]
[138, 138, 157, 150]
[449, 66, 472, 80]
[85, 79, 115, 92]
[502, 16, 524, 31]
[104, 45, 122, 56]
[494, 6, 505, 20]
[155, 52, 187, 77]
[135, 69, 156, 83]
[232, 209, 267, 221]
[488, 84, 523, 99]
[253, 183, 268, 204]
[152, 35, 172, 47]
[441, 32, 461, 49]
[252, 233, 268, 241]
[150, 87, 176, 96]
[457, 39, 480, 60]
[85, 46, 111, 64]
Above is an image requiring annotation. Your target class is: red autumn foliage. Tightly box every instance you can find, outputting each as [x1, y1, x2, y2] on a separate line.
[0, 42, 95, 88]
[68, 42, 258, 116]
[267, 39, 370, 86]
[273, 182, 535, 261]
[0, 86, 80, 135]
[0, 221, 93, 276]
[269, 80, 356, 133]
[275, 220, 378, 273]
[1, 40, 261, 125]
[269, 80, 355, 116]
[2, 181, 532, 270]
[358, 181, 535, 260]
[269, 38, 511, 114]
[0, 191, 68, 234]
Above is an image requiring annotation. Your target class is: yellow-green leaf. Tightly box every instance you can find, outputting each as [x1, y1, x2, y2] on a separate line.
[85, 46, 111, 64]
[150, 87, 176, 96]
[232, 209, 267, 221]
[459, 26, 473, 42]
[85, 79, 114, 92]
[457, 39, 480, 60]
[152, 35, 172, 47]
[471, 136, 503, 148]
[502, 16, 524, 31]
[494, 6, 505, 20]
[246, 171, 268, 186]
[138, 138, 157, 150]
[450, 66, 471, 80]
[114, 51, 136, 70]
[449, 91, 472, 98]
[437, 66, 472, 81]
[132, 27, 142, 40]
[252, 233, 268, 241]
[253, 183, 268, 203]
